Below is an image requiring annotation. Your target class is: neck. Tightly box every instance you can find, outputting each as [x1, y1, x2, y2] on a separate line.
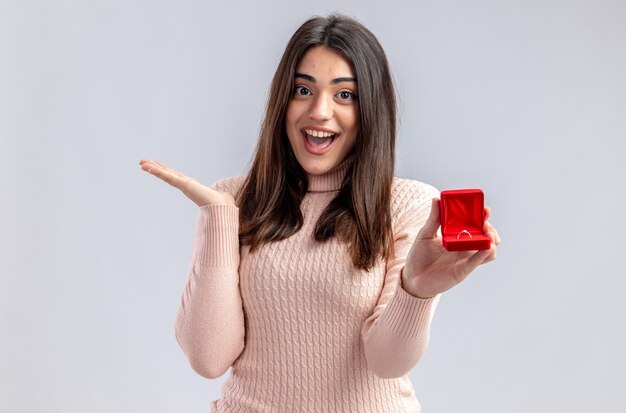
[307, 155, 354, 192]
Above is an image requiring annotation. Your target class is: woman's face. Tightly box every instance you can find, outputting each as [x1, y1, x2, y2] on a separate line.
[285, 45, 359, 176]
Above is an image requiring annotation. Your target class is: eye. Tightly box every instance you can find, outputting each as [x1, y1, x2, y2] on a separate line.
[337, 90, 357, 101]
[293, 85, 311, 96]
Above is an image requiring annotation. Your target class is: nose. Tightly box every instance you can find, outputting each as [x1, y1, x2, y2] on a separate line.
[309, 94, 333, 121]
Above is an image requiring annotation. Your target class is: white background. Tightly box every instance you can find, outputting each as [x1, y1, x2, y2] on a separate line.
[1, 0, 625, 411]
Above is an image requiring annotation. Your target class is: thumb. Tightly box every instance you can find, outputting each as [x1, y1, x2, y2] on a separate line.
[417, 197, 441, 239]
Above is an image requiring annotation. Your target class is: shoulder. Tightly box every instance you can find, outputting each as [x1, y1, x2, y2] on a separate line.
[391, 177, 440, 223]
[210, 175, 247, 197]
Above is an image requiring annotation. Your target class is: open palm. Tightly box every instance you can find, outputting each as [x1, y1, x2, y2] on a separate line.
[139, 159, 235, 207]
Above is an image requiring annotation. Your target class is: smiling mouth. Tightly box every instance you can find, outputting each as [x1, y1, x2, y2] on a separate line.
[303, 129, 338, 150]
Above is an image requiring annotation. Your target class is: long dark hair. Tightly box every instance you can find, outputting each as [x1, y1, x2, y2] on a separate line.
[237, 14, 396, 270]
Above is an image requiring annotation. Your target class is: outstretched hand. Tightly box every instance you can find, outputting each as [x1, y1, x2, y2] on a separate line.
[402, 198, 501, 299]
[139, 159, 235, 207]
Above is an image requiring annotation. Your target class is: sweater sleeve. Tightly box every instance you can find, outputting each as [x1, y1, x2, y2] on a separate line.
[174, 177, 246, 379]
[361, 180, 441, 379]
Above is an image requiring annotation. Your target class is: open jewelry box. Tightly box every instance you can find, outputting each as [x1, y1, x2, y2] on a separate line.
[439, 189, 491, 251]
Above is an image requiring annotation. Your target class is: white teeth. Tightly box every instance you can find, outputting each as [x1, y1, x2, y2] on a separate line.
[305, 129, 336, 138]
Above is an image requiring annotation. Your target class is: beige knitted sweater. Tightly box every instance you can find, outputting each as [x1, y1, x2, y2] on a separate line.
[175, 158, 441, 412]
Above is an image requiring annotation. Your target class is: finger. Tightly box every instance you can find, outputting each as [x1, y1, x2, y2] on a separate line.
[140, 161, 165, 177]
[493, 226, 501, 245]
[466, 245, 497, 269]
[153, 161, 186, 177]
[152, 160, 171, 171]
[139, 159, 157, 170]
[139, 159, 183, 176]
[139, 159, 160, 169]
[142, 162, 172, 182]
[482, 205, 500, 246]
[140, 159, 188, 183]
[139, 160, 159, 173]
[141, 159, 185, 178]
[483, 220, 493, 239]
[484, 221, 501, 245]
[141, 161, 189, 189]
[417, 198, 441, 239]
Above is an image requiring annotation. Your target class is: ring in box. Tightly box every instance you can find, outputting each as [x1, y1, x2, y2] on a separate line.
[439, 189, 491, 251]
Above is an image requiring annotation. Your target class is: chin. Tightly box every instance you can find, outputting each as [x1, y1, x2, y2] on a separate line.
[302, 163, 331, 176]
[299, 157, 335, 176]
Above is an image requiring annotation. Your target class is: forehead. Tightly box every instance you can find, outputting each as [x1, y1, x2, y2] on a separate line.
[296, 46, 355, 78]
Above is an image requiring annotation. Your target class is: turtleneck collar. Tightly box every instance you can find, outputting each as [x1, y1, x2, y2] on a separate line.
[307, 155, 354, 193]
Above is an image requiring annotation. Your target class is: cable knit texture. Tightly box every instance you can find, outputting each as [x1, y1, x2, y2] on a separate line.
[175, 157, 441, 412]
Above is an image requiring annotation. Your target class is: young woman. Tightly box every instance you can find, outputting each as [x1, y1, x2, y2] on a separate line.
[140, 14, 500, 413]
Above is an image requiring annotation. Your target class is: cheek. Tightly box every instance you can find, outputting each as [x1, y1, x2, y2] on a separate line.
[285, 103, 300, 147]
[340, 107, 359, 135]
[285, 103, 295, 131]
[285, 100, 305, 131]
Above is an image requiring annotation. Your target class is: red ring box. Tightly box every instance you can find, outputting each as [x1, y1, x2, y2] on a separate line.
[439, 189, 491, 251]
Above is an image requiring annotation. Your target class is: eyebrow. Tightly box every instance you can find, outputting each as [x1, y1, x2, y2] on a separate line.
[294, 73, 357, 85]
